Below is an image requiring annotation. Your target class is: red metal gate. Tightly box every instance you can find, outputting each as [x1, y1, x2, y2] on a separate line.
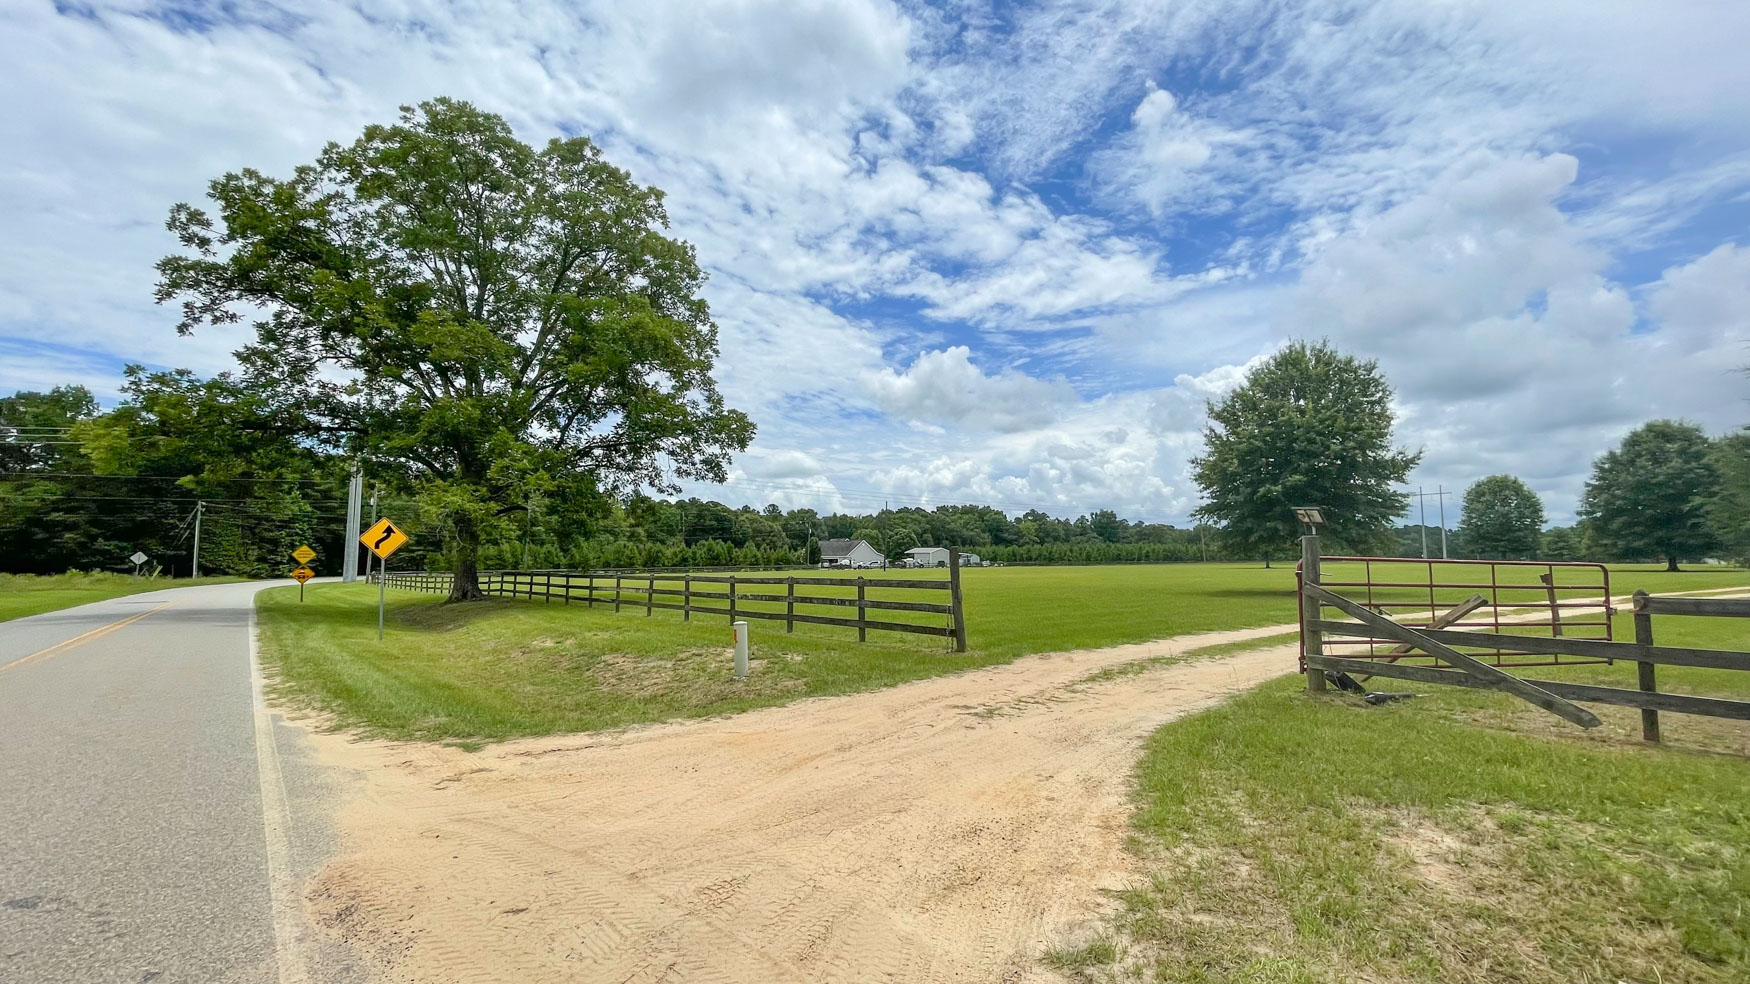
[1298, 556, 1615, 670]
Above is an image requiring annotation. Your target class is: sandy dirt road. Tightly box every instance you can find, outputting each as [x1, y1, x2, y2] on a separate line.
[301, 623, 1304, 984]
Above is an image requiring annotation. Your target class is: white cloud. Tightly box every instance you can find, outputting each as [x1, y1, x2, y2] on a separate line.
[867, 346, 1074, 432]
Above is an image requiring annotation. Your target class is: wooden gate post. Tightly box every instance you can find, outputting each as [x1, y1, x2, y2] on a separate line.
[1633, 591, 1661, 743]
[647, 575, 654, 616]
[786, 576, 795, 633]
[948, 548, 967, 652]
[1302, 534, 1327, 694]
[614, 575, 622, 613]
[683, 575, 691, 621]
[729, 575, 737, 624]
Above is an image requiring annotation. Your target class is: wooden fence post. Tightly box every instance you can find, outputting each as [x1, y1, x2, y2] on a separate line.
[647, 575, 654, 616]
[857, 576, 867, 642]
[729, 575, 737, 624]
[545, 571, 553, 603]
[684, 575, 691, 621]
[1633, 590, 1660, 743]
[1302, 534, 1327, 694]
[614, 575, 622, 613]
[948, 548, 967, 652]
[786, 576, 795, 634]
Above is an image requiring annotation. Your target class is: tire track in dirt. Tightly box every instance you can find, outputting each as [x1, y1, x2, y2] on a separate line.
[300, 621, 1301, 983]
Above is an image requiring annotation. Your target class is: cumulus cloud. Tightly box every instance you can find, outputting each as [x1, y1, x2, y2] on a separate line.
[1090, 84, 1240, 215]
[867, 347, 1074, 433]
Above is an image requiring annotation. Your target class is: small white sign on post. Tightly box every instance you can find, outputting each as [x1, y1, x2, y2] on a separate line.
[129, 551, 148, 575]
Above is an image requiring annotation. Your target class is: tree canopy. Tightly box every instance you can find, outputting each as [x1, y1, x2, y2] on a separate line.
[156, 98, 753, 599]
[1579, 420, 1719, 571]
[1706, 429, 1750, 566]
[1457, 475, 1544, 559]
[1192, 341, 1420, 562]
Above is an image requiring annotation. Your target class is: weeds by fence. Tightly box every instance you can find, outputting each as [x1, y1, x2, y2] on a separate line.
[379, 549, 969, 651]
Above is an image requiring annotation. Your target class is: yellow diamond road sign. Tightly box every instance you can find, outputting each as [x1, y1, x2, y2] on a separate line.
[291, 544, 316, 565]
[291, 566, 315, 584]
[361, 517, 409, 560]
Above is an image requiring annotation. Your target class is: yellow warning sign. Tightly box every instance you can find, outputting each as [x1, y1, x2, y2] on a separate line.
[291, 566, 315, 584]
[360, 517, 408, 560]
[291, 544, 316, 565]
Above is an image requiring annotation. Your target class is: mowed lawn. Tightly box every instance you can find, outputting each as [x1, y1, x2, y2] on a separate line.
[1057, 608, 1750, 984]
[256, 562, 1747, 744]
[0, 571, 244, 622]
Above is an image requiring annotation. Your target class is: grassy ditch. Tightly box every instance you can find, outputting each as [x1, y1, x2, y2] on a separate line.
[1055, 612, 1750, 983]
[0, 571, 245, 622]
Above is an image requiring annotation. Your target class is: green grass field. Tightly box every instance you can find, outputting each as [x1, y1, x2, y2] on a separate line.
[257, 562, 1748, 744]
[0, 571, 245, 622]
[1054, 610, 1750, 984]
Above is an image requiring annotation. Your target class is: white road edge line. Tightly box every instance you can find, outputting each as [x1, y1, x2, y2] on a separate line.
[250, 600, 313, 984]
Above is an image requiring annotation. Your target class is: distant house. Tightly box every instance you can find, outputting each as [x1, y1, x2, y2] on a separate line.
[959, 552, 981, 566]
[904, 546, 951, 567]
[819, 538, 885, 568]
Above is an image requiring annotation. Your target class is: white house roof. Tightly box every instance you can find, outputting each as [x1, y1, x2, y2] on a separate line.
[819, 538, 870, 559]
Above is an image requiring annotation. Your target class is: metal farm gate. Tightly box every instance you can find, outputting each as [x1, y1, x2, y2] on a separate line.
[1296, 534, 1750, 740]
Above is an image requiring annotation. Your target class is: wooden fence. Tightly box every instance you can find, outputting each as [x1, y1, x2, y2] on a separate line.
[1299, 534, 1750, 740]
[378, 549, 968, 651]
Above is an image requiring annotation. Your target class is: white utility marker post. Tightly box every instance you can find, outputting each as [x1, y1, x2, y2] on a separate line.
[342, 469, 363, 582]
[732, 621, 749, 680]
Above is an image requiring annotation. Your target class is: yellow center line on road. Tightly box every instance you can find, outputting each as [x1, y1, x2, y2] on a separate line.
[1, 600, 178, 675]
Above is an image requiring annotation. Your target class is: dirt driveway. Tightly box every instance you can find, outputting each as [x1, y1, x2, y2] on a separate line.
[300, 622, 1299, 983]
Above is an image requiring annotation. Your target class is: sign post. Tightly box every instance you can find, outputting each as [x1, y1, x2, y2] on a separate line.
[291, 565, 315, 601]
[129, 551, 148, 576]
[291, 545, 317, 602]
[359, 518, 409, 641]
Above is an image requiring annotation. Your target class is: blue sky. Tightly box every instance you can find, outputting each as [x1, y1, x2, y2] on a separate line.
[3, 0, 1748, 525]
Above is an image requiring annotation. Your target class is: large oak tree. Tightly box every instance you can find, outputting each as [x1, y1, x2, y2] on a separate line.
[1579, 420, 1718, 571]
[157, 99, 753, 599]
[1457, 474, 1544, 559]
[1192, 341, 1419, 563]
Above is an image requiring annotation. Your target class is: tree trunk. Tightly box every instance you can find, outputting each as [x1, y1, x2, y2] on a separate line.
[447, 513, 488, 602]
[1263, 557, 1272, 569]
[1665, 555, 1681, 572]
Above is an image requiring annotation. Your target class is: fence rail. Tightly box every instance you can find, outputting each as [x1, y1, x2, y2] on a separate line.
[377, 550, 969, 651]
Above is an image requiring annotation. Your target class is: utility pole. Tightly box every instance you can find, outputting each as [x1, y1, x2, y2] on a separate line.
[520, 493, 533, 569]
[1419, 485, 1428, 558]
[191, 500, 205, 579]
[1438, 484, 1449, 559]
[363, 488, 378, 581]
[342, 468, 363, 582]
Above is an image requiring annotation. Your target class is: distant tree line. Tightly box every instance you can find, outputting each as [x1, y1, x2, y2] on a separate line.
[4, 352, 1744, 576]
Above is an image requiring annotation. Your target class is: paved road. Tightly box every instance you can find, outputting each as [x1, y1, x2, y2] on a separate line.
[0, 581, 357, 984]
